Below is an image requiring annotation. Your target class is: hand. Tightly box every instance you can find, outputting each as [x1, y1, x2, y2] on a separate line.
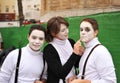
[70, 79, 91, 83]
[34, 79, 46, 83]
[66, 75, 77, 83]
[34, 80, 43, 83]
[79, 45, 84, 55]
[73, 40, 84, 55]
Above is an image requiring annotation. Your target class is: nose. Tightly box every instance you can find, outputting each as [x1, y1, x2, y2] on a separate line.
[81, 30, 86, 35]
[35, 39, 40, 44]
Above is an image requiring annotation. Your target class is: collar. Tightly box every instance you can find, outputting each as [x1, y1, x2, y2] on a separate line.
[27, 44, 42, 55]
[51, 38, 67, 45]
[84, 37, 101, 48]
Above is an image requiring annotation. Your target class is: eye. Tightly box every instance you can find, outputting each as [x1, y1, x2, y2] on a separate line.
[80, 28, 83, 31]
[61, 29, 65, 32]
[39, 37, 44, 40]
[32, 36, 37, 39]
[85, 27, 90, 32]
[61, 28, 66, 32]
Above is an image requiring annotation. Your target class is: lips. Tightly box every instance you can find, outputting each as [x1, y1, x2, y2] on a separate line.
[33, 44, 41, 47]
[65, 35, 68, 37]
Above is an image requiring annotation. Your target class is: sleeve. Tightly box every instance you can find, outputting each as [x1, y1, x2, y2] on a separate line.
[0, 50, 18, 83]
[68, 38, 81, 75]
[68, 38, 75, 47]
[92, 45, 117, 83]
[43, 44, 80, 79]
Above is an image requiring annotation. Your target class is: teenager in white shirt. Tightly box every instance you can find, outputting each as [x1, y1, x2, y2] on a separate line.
[68, 18, 117, 83]
[0, 25, 47, 83]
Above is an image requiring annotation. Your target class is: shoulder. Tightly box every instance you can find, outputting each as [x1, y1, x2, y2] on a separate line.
[7, 49, 19, 58]
[95, 45, 110, 54]
[93, 44, 112, 59]
[44, 44, 54, 49]
[43, 44, 56, 52]
[1, 48, 19, 66]
[93, 45, 114, 66]
[43, 44, 59, 58]
[68, 38, 75, 43]
[68, 38, 75, 47]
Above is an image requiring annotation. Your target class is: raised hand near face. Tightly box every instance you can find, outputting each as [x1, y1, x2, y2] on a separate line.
[73, 40, 84, 56]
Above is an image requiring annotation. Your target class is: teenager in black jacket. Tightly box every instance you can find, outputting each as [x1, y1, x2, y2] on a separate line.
[43, 16, 84, 83]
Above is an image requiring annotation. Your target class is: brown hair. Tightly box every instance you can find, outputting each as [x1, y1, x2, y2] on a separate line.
[46, 16, 69, 42]
[29, 25, 46, 38]
[80, 18, 98, 31]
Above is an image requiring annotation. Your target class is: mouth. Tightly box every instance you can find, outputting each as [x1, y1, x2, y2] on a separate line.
[81, 35, 87, 38]
[33, 44, 41, 47]
[65, 35, 68, 37]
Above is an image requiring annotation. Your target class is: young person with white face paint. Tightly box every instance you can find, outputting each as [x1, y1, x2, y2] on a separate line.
[0, 25, 47, 83]
[68, 18, 117, 83]
[43, 16, 84, 83]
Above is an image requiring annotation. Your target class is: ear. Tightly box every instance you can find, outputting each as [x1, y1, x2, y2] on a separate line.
[94, 30, 98, 37]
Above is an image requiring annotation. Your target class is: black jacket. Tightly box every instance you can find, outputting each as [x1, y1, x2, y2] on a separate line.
[43, 39, 80, 83]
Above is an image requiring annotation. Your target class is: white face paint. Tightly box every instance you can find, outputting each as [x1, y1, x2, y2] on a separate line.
[55, 24, 69, 40]
[28, 30, 45, 51]
[80, 21, 95, 43]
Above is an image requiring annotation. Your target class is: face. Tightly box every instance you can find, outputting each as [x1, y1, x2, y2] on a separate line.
[55, 24, 69, 40]
[28, 29, 45, 51]
[80, 21, 97, 43]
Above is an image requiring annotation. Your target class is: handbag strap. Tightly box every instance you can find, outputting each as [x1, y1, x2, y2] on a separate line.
[14, 48, 22, 83]
[81, 44, 101, 79]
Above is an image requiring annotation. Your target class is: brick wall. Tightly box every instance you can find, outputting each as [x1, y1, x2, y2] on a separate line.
[40, 0, 120, 22]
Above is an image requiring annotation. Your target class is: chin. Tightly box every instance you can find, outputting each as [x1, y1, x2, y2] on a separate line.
[62, 38, 67, 40]
[31, 48, 40, 51]
[34, 49, 40, 51]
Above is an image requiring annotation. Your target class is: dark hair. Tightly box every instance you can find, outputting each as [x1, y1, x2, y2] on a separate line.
[29, 25, 46, 39]
[80, 18, 98, 31]
[46, 16, 69, 42]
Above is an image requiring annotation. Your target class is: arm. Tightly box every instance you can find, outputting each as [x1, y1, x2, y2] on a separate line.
[0, 50, 18, 82]
[69, 38, 83, 69]
[70, 79, 91, 83]
[92, 46, 117, 83]
[41, 61, 47, 83]
[68, 38, 81, 73]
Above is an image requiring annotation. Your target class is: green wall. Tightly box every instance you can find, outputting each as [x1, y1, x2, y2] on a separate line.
[0, 11, 120, 82]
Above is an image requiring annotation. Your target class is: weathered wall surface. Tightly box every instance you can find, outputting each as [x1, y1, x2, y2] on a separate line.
[40, 0, 120, 22]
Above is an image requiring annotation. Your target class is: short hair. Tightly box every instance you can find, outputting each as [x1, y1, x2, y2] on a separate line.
[46, 16, 69, 42]
[80, 18, 98, 31]
[29, 25, 46, 38]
